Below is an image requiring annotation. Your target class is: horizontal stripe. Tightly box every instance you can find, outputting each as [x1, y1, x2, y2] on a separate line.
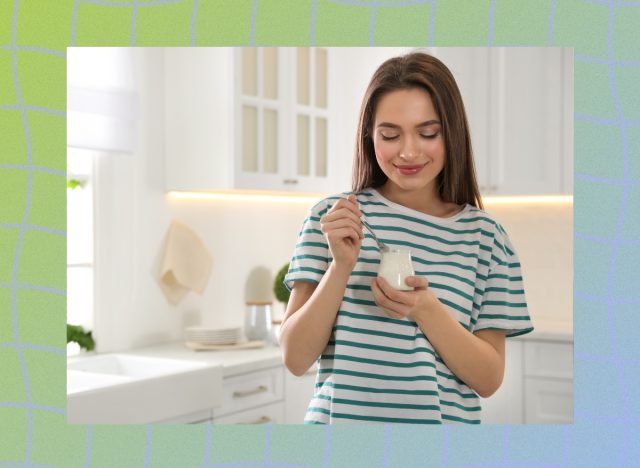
[318, 368, 438, 382]
[316, 381, 439, 397]
[334, 324, 421, 341]
[441, 413, 481, 424]
[332, 339, 437, 358]
[330, 412, 442, 424]
[337, 310, 417, 328]
[477, 313, 530, 320]
[323, 353, 437, 370]
[440, 400, 481, 412]
[288, 266, 325, 275]
[295, 241, 328, 249]
[324, 395, 441, 412]
[291, 254, 328, 263]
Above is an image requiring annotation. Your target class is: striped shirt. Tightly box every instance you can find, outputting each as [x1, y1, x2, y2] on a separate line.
[284, 189, 533, 424]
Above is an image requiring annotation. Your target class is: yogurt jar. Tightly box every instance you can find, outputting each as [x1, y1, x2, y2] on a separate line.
[378, 249, 415, 291]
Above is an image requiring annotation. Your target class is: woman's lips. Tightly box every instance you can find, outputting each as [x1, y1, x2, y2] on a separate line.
[394, 163, 427, 175]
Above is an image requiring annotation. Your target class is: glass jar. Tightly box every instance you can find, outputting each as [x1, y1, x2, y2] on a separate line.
[378, 249, 415, 291]
[244, 301, 273, 341]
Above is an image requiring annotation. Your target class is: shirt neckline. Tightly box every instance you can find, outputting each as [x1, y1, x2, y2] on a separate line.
[367, 188, 471, 224]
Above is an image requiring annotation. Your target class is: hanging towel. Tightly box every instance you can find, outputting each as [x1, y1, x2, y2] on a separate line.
[157, 220, 213, 305]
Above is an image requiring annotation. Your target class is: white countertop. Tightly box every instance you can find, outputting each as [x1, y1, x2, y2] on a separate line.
[125, 341, 284, 377]
[120, 318, 572, 376]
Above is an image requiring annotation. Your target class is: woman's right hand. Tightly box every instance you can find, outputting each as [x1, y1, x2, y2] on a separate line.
[320, 194, 363, 269]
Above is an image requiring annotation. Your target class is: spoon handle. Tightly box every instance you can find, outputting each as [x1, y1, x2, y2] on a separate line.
[361, 219, 389, 252]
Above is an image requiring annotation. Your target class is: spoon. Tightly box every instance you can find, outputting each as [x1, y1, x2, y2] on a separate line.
[361, 218, 390, 253]
[325, 200, 389, 253]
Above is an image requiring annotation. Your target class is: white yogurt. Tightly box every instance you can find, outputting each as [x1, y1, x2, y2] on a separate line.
[378, 249, 415, 290]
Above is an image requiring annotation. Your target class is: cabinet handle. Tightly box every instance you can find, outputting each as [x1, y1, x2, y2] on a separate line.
[283, 179, 299, 185]
[233, 385, 268, 398]
[247, 416, 272, 424]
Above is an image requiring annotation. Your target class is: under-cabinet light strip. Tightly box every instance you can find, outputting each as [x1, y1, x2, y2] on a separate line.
[167, 191, 573, 205]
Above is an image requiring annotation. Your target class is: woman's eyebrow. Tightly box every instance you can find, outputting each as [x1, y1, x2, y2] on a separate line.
[376, 120, 441, 129]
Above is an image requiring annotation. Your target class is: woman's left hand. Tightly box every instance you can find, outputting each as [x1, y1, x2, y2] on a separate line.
[371, 275, 437, 321]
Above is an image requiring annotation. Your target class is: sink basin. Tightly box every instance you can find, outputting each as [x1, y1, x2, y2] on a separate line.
[67, 353, 223, 424]
[68, 353, 206, 380]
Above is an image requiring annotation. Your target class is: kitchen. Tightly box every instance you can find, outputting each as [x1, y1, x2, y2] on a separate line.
[66, 47, 573, 424]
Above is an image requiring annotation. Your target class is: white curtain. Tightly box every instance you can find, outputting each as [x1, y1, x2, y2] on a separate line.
[67, 48, 138, 153]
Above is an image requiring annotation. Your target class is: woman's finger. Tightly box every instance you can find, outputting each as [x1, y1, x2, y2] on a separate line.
[376, 276, 414, 306]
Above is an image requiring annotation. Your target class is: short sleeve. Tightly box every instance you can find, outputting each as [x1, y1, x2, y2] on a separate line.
[283, 200, 331, 291]
[473, 223, 534, 338]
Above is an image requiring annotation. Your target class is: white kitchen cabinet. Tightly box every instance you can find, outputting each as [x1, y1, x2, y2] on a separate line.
[480, 339, 524, 424]
[347, 47, 572, 196]
[164, 47, 336, 194]
[284, 363, 317, 424]
[523, 340, 574, 424]
[214, 401, 284, 424]
[212, 365, 284, 424]
[432, 47, 573, 196]
[480, 336, 573, 424]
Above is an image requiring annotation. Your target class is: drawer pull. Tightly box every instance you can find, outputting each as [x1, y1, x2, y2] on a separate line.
[233, 385, 268, 398]
[248, 416, 271, 424]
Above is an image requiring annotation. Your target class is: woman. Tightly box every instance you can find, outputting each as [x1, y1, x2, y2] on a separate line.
[279, 51, 533, 424]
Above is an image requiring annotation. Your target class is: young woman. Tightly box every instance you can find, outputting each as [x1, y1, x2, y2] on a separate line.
[279, 51, 533, 424]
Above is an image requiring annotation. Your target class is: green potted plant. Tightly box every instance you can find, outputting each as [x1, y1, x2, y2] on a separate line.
[271, 263, 290, 343]
[67, 324, 96, 353]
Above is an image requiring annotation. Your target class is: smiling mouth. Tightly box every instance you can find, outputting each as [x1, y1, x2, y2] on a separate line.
[394, 163, 428, 175]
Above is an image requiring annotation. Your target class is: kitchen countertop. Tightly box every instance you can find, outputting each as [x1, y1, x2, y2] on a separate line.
[126, 341, 284, 377]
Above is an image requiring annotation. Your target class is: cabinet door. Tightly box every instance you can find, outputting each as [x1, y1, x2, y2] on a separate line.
[284, 364, 317, 424]
[214, 401, 284, 424]
[524, 377, 573, 424]
[480, 339, 524, 424]
[235, 48, 288, 192]
[288, 48, 332, 193]
[488, 48, 570, 195]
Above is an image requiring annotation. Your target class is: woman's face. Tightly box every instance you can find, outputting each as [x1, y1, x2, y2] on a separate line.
[372, 88, 445, 196]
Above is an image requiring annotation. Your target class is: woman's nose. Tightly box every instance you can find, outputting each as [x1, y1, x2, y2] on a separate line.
[399, 138, 419, 160]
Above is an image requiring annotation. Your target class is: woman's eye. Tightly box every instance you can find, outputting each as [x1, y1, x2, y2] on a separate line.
[421, 132, 439, 139]
[380, 134, 399, 141]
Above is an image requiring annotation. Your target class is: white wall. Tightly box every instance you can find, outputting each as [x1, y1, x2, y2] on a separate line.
[92, 49, 572, 353]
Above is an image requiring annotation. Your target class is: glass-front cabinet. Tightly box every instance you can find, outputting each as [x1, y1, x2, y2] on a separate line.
[164, 47, 334, 194]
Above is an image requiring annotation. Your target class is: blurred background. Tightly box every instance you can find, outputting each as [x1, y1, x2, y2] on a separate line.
[67, 47, 573, 424]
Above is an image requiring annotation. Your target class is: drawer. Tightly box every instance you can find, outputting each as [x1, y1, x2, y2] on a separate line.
[524, 341, 573, 379]
[214, 366, 283, 417]
[214, 401, 284, 424]
[524, 377, 573, 424]
[156, 409, 212, 424]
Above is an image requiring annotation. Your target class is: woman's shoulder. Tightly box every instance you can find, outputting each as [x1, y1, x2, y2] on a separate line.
[463, 205, 512, 240]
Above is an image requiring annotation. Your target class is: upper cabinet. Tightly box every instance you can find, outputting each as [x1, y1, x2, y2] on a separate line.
[164, 47, 336, 194]
[164, 47, 572, 196]
[433, 47, 573, 196]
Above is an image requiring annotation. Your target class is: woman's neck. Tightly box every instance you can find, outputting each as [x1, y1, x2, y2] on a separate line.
[377, 182, 460, 218]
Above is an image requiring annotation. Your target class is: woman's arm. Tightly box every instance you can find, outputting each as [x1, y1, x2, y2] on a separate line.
[371, 275, 506, 398]
[279, 262, 353, 376]
[280, 195, 363, 376]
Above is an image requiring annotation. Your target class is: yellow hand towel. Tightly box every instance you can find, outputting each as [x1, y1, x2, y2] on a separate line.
[158, 220, 212, 305]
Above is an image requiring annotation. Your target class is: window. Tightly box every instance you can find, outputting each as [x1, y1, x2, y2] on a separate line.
[66, 148, 95, 355]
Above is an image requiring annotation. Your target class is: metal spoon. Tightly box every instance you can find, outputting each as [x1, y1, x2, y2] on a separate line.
[361, 218, 390, 252]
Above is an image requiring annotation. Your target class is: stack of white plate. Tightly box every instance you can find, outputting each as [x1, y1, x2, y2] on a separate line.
[185, 326, 241, 345]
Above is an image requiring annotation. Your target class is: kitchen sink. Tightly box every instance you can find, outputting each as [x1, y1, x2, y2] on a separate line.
[67, 353, 223, 424]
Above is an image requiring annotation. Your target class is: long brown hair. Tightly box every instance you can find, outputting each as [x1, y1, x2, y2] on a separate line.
[352, 51, 484, 210]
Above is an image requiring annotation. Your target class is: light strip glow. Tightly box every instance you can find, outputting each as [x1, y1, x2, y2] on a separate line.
[167, 191, 324, 204]
[168, 191, 573, 205]
[483, 195, 573, 205]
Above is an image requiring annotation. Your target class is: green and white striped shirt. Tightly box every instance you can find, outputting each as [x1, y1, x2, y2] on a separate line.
[284, 189, 533, 424]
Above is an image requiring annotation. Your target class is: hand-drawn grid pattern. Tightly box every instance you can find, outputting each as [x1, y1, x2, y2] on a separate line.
[1, 0, 639, 466]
